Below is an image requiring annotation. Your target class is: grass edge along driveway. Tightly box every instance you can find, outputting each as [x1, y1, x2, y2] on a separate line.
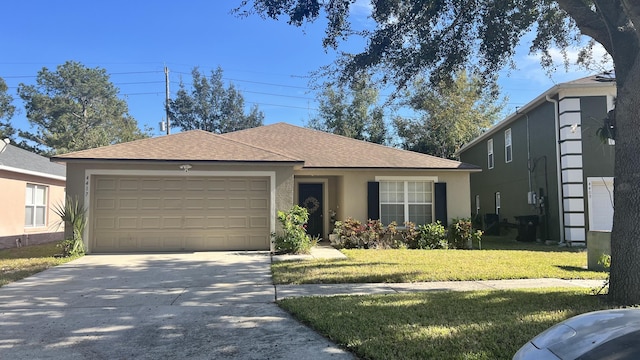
[0, 242, 79, 287]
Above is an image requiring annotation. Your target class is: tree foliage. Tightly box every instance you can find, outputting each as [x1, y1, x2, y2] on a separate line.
[169, 67, 264, 133]
[0, 77, 17, 141]
[240, 0, 640, 304]
[395, 71, 504, 159]
[308, 73, 387, 144]
[17, 61, 147, 155]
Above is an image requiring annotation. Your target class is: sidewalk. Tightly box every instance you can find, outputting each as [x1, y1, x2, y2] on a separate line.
[271, 243, 608, 300]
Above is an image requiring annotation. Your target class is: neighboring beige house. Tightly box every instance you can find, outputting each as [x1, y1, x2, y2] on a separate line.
[0, 143, 66, 249]
[52, 123, 479, 253]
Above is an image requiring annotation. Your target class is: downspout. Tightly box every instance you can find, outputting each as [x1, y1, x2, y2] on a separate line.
[545, 95, 566, 245]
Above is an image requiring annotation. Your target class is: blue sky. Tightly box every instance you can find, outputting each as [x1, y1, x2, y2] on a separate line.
[2, 1, 609, 138]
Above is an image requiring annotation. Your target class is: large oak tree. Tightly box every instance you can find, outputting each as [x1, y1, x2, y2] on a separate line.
[239, 0, 640, 305]
[18, 61, 148, 155]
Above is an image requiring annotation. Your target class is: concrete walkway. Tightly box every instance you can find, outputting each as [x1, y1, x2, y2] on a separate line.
[272, 243, 608, 300]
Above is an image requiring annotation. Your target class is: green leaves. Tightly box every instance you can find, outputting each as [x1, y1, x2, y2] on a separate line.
[169, 66, 264, 133]
[17, 61, 148, 155]
[308, 73, 387, 144]
[395, 70, 504, 159]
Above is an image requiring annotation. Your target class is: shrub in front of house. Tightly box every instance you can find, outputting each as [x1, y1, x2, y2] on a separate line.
[448, 218, 483, 249]
[332, 217, 483, 250]
[417, 221, 448, 249]
[273, 205, 317, 254]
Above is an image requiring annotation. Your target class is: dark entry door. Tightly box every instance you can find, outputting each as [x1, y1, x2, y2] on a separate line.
[298, 183, 323, 239]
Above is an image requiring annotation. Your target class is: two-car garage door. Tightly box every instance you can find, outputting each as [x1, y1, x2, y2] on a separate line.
[91, 175, 270, 252]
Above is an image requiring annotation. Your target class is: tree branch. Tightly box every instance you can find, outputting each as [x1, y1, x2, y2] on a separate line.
[556, 0, 614, 53]
[621, 0, 640, 40]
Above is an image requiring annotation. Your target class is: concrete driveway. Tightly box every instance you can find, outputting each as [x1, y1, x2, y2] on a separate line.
[0, 252, 352, 359]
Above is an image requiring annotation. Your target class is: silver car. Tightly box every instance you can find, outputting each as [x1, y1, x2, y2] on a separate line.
[514, 309, 640, 359]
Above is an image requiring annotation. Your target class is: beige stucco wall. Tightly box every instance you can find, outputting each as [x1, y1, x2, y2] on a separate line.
[0, 169, 66, 244]
[295, 169, 473, 225]
[64, 161, 295, 252]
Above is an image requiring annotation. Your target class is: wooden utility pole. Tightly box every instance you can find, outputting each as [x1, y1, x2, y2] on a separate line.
[165, 66, 170, 135]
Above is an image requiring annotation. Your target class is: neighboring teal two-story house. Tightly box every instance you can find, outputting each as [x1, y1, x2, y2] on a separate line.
[456, 74, 616, 246]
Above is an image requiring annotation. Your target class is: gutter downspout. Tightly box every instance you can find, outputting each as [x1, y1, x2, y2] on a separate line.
[545, 95, 566, 245]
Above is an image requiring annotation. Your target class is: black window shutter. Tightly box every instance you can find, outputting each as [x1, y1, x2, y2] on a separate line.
[435, 182, 448, 226]
[367, 181, 380, 220]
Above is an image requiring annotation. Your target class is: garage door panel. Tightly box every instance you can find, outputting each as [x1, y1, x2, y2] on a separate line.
[140, 217, 161, 228]
[184, 198, 205, 209]
[95, 217, 116, 230]
[118, 198, 139, 210]
[250, 216, 268, 228]
[163, 217, 183, 228]
[228, 217, 248, 228]
[207, 216, 226, 228]
[117, 217, 138, 229]
[163, 198, 183, 209]
[228, 198, 248, 209]
[118, 179, 139, 191]
[92, 175, 271, 252]
[250, 198, 268, 209]
[140, 198, 161, 209]
[96, 198, 116, 210]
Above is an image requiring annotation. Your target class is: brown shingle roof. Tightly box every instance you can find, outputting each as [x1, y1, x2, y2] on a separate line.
[52, 124, 478, 170]
[52, 130, 301, 163]
[223, 123, 477, 169]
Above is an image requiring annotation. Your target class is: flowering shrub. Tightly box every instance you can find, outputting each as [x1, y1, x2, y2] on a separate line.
[332, 217, 483, 250]
[273, 205, 316, 254]
[333, 218, 414, 249]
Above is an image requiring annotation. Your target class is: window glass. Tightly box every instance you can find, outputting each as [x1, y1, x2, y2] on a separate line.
[380, 180, 433, 225]
[505, 129, 512, 163]
[25, 184, 48, 227]
[488, 139, 494, 169]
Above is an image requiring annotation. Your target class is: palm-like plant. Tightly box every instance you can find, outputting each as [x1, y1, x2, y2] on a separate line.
[53, 196, 87, 256]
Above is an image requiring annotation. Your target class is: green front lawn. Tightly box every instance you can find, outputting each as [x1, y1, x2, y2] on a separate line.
[0, 242, 79, 287]
[279, 288, 613, 360]
[272, 237, 607, 284]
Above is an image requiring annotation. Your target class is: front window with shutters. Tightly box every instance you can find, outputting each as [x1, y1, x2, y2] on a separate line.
[380, 180, 433, 225]
[25, 184, 48, 227]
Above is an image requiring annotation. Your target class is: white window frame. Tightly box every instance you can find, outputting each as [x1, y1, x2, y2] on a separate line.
[487, 139, 494, 169]
[376, 176, 437, 226]
[25, 183, 48, 227]
[505, 128, 512, 163]
[495, 192, 501, 216]
[475, 195, 480, 215]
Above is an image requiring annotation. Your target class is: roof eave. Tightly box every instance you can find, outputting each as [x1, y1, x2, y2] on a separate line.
[50, 157, 305, 165]
[298, 166, 481, 171]
[455, 80, 616, 156]
[0, 165, 66, 181]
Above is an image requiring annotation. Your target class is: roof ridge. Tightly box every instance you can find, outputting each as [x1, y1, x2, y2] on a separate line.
[262, 122, 465, 166]
[214, 129, 303, 162]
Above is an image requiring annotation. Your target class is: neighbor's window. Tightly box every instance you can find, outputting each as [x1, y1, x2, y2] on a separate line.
[25, 184, 48, 227]
[495, 192, 501, 216]
[505, 128, 512, 163]
[475, 195, 480, 215]
[380, 180, 433, 225]
[487, 139, 494, 169]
